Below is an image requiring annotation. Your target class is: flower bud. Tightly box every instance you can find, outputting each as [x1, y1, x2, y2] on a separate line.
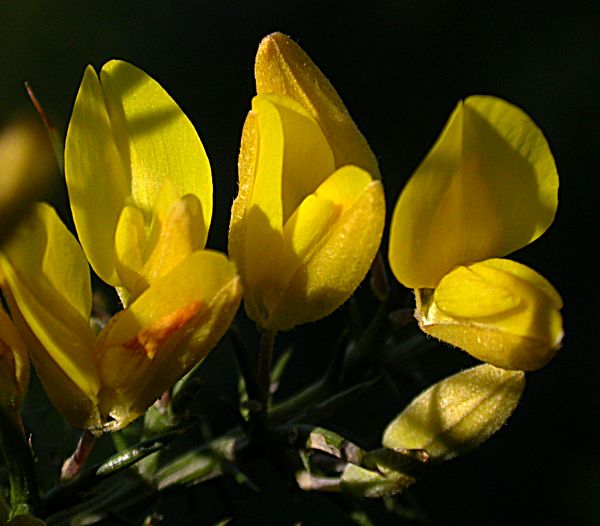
[383, 364, 525, 462]
[229, 34, 385, 331]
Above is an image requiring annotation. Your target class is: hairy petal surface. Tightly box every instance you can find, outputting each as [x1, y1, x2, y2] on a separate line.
[383, 364, 525, 461]
[255, 32, 379, 178]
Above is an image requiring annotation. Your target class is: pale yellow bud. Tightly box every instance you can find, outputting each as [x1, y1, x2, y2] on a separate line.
[383, 364, 525, 462]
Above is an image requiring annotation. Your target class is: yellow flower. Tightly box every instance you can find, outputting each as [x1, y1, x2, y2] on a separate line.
[1, 203, 240, 432]
[65, 60, 212, 304]
[0, 61, 241, 431]
[388, 96, 562, 371]
[229, 33, 385, 331]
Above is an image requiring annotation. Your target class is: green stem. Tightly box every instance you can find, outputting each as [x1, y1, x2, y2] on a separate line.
[154, 430, 244, 490]
[229, 326, 262, 408]
[268, 379, 329, 426]
[0, 407, 40, 518]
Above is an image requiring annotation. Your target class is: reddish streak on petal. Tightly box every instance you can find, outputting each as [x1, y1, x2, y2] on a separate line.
[123, 301, 203, 359]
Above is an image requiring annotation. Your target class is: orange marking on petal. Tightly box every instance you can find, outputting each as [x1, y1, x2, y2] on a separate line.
[122, 301, 203, 359]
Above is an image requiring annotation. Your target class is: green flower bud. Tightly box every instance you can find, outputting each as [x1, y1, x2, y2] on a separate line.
[383, 364, 525, 462]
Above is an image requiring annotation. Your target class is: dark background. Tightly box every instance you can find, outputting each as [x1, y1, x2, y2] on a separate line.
[2, 1, 598, 524]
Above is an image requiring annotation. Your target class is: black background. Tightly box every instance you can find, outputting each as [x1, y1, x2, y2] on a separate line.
[2, 1, 598, 524]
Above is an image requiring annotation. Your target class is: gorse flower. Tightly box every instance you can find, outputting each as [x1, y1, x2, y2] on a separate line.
[229, 33, 385, 331]
[65, 60, 213, 305]
[388, 96, 563, 371]
[0, 61, 241, 431]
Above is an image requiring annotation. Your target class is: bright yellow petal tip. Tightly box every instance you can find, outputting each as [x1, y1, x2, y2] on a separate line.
[255, 32, 380, 178]
[389, 95, 559, 289]
[416, 258, 563, 371]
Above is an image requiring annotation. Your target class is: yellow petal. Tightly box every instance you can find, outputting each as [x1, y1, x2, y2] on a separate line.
[141, 193, 206, 290]
[417, 258, 563, 371]
[99, 60, 212, 225]
[66, 60, 212, 286]
[382, 364, 525, 461]
[114, 179, 208, 304]
[389, 96, 559, 288]
[0, 204, 101, 428]
[262, 170, 385, 331]
[229, 111, 258, 285]
[230, 94, 335, 320]
[255, 32, 380, 178]
[257, 194, 335, 327]
[65, 65, 130, 285]
[114, 205, 147, 297]
[94, 250, 241, 431]
[2, 292, 101, 430]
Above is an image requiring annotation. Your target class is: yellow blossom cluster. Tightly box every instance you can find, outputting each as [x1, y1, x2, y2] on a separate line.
[0, 32, 562, 438]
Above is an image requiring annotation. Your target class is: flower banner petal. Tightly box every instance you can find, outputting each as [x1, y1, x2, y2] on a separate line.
[66, 60, 212, 287]
[99, 60, 212, 229]
[389, 95, 559, 288]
